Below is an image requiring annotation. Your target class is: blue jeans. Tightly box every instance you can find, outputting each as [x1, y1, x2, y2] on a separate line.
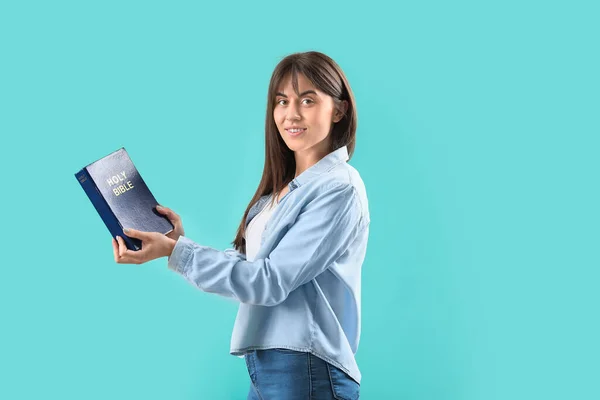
[244, 349, 360, 400]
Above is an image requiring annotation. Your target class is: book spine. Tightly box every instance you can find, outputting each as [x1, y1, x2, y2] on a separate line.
[75, 169, 141, 251]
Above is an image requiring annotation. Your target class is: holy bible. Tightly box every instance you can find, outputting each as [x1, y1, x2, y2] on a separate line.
[74, 147, 174, 251]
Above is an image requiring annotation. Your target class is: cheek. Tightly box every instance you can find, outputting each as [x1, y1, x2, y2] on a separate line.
[273, 108, 284, 122]
[314, 109, 332, 126]
[273, 112, 284, 134]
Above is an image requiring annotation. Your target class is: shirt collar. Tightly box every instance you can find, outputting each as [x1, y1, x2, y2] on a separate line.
[289, 145, 349, 190]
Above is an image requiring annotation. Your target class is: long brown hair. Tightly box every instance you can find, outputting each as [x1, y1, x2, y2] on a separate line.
[231, 51, 358, 254]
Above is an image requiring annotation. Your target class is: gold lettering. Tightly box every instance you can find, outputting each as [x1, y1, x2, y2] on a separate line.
[107, 171, 127, 187]
[113, 181, 134, 196]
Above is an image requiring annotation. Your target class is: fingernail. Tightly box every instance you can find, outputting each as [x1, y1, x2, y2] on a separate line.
[156, 206, 163, 210]
[123, 228, 130, 232]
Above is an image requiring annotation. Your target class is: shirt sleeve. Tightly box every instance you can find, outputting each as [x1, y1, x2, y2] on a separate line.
[167, 183, 364, 306]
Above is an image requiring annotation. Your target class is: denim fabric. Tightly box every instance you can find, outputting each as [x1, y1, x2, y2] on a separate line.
[245, 349, 360, 400]
[167, 146, 370, 383]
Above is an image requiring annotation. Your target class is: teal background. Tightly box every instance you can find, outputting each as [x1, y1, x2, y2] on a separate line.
[1, 0, 598, 398]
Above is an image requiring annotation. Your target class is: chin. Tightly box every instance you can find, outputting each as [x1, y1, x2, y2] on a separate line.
[280, 136, 302, 150]
[285, 142, 302, 151]
[285, 140, 312, 153]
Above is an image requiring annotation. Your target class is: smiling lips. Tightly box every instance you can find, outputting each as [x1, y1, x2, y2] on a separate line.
[286, 128, 306, 137]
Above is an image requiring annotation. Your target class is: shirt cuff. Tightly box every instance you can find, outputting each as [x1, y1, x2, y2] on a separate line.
[167, 235, 195, 275]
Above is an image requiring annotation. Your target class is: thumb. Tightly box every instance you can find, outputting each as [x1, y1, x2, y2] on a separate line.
[156, 205, 170, 215]
[123, 228, 149, 240]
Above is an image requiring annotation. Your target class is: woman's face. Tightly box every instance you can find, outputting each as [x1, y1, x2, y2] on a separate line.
[273, 73, 344, 155]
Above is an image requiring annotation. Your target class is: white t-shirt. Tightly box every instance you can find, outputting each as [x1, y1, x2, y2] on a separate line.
[234, 196, 278, 358]
[244, 196, 279, 262]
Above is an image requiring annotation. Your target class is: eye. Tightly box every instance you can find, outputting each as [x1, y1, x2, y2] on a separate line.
[276, 98, 314, 106]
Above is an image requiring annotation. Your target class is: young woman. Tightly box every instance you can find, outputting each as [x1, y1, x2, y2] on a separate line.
[112, 51, 370, 400]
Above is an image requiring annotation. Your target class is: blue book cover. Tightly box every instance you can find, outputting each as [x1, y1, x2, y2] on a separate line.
[74, 147, 174, 251]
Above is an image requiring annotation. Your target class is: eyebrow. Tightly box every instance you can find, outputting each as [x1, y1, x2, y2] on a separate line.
[276, 90, 318, 98]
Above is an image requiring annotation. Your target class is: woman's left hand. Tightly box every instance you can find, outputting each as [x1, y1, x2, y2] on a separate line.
[112, 228, 177, 265]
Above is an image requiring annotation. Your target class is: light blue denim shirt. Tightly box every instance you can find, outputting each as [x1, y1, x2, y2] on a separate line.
[167, 145, 370, 383]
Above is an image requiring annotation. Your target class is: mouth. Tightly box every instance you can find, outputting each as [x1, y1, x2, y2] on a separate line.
[285, 128, 307, 137]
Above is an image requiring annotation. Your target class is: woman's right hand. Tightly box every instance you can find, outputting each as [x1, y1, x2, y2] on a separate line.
[156, 204, 185, 242]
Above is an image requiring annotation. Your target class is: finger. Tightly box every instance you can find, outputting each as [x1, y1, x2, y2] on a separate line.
[115, 236, 142, 264]
[122, 228, 150, 241]
[116, 235, 128, 258]
[113, 235, 147, 264]
[112, 238, 119, 261]
[157, 206, 184, 236]
[157, 205, 181, 223]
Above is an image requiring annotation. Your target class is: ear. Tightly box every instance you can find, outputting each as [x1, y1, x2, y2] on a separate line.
[332, 100, 349, 123]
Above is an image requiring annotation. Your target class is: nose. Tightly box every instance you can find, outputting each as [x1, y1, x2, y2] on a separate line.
[285, 102, 301, 121]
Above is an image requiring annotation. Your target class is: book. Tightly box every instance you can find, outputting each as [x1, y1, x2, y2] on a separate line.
[74, 147, 174, 251]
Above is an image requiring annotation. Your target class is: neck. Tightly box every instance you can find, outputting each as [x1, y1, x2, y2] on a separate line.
[293, 139, 332, 178]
